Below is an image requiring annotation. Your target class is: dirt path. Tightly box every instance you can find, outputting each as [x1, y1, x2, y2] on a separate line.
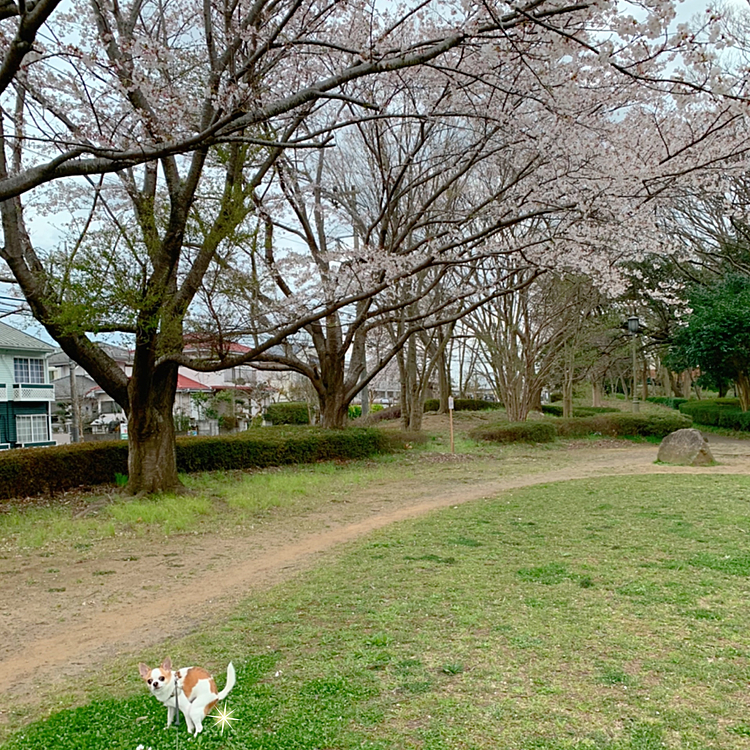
[3, 433, 750, 728]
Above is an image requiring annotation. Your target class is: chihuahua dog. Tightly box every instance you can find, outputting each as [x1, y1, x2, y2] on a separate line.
[139, 657, 236, 735]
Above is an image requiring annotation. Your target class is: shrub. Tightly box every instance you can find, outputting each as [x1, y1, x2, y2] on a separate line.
[550, 392, 563, 402]
[175, 426, 391, 473]
[646, 396, 688, 410]
[470, 422, 557, 444]
[541, 405, 620, 417]
[263, 402, 311, 425]
[0, 441, 128, 502]
[0, 427, 394, 502]
[348, 405, 362, 419]
[358, 405, 401, 423]
[678, 398, 750, 430]
[554, 412, 692, 439]
[424, 398, 503, 412]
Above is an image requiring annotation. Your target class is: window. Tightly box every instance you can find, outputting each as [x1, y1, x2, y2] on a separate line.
[16, 414, 49, 444]
[100, 400, 124, 415]
[13, 358, 45, 384]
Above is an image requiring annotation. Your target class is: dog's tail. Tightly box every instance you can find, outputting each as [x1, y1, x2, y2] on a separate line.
[217, 662, 236, 701]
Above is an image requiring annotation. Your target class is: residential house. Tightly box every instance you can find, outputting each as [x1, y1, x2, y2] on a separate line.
[0, 321, 56, 449]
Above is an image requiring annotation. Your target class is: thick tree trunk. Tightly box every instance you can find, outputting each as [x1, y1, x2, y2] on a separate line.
[127, 364, 181, 494]
[319, 390, 349, 428]
[318, 353, 349, 428]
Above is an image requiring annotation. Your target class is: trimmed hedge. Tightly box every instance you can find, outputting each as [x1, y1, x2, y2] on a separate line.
[471, 412, 690, 445]
[646, 396, 688, 410]
[263, 402, 311, 425]
[554, 412, 692, 439]
[424, 398, 503, 412]
[0, 441, 129, 500]
[470, 422, 557, 444]
[0, 427, 393, 502]
[541, 405, 620, 418]
[678, 398, 750, 430]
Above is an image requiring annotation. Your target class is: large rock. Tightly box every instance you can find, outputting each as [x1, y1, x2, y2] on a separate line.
[657, 428, 715, 466]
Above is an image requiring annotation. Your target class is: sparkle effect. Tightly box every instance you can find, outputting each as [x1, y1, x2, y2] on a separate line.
[211, 705, 239, 734]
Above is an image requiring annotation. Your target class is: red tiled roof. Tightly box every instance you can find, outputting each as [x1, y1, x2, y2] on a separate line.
[177, 374, 213, 391]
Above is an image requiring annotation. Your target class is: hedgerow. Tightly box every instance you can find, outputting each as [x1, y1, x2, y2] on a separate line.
[646, 396, 688, 410]
[541, 405, 620, 417]
[424, 398, 503, 412]
[554, 412, 692, 438]
[470, 422, 557, 444]
[678, 398, 750, 430]
[471, 411, 691, 445]
[0, 427, 393, 503]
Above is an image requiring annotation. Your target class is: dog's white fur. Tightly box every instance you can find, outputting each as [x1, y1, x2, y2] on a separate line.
[139, 657, 236, 735]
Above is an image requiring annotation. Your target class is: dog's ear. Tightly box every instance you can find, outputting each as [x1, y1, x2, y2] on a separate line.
[138, 662, 151, 679]
[161, 657, 172, 673]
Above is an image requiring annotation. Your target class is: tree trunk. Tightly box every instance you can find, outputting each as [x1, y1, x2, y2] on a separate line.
[662, 366, 673, 397]
[438, 350, 451, 414]
[562, 345, 573, 418]
[737, 372, 750, 412]
[127, 364, 181, 494]
[318, 357, 349, 428]
[319, 390, 349, 428]
[591, 377, 604, 407]
[405, 338, 423, 431]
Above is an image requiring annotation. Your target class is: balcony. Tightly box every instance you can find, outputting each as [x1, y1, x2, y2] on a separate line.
[13, 383, 55, 402]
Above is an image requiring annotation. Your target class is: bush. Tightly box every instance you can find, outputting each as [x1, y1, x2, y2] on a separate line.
[424, 398, 503, 412]
[541, 405, 620, 417]
[470, 422, 557, 444]
[646, 396, 688, 410]
[0, 441, 128, 502]
[678, 398, 750, 430]
[0, 427, 394, 502]
[175, 426, 391, 472]
[263, 402, 311, 425]
[554, 412, 692, 439]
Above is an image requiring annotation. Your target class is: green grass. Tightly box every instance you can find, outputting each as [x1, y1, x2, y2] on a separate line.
[8, 474, 750, 749]
[0, 459, 406, 551]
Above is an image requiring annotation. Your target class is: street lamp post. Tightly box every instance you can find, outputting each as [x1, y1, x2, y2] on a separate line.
[628, 316, 640, 413]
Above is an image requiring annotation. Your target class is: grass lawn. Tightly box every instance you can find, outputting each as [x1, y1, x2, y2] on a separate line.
[7, 473, 750, 749]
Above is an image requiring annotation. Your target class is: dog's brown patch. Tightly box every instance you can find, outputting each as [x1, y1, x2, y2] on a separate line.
[180, 667, 214, 699]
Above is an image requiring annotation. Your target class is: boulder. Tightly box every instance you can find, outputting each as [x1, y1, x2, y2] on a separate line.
[657, 428, 715, 466]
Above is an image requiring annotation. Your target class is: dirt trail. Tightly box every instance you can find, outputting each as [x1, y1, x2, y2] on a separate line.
[2, 433, 750, 727]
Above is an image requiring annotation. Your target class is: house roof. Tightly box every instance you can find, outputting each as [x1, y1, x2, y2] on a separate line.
[0, 320, 55, 353]
[48, 343, 132, 366]
[52, 374, 98, 400]
[183, 333, 252, 356]
[87, 373, 213, 396]
[176, 374, 213, 391]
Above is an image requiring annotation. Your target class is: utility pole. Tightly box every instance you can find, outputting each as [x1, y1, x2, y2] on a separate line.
[68, 360, 82, 442]
[628, 317, 640, 413]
